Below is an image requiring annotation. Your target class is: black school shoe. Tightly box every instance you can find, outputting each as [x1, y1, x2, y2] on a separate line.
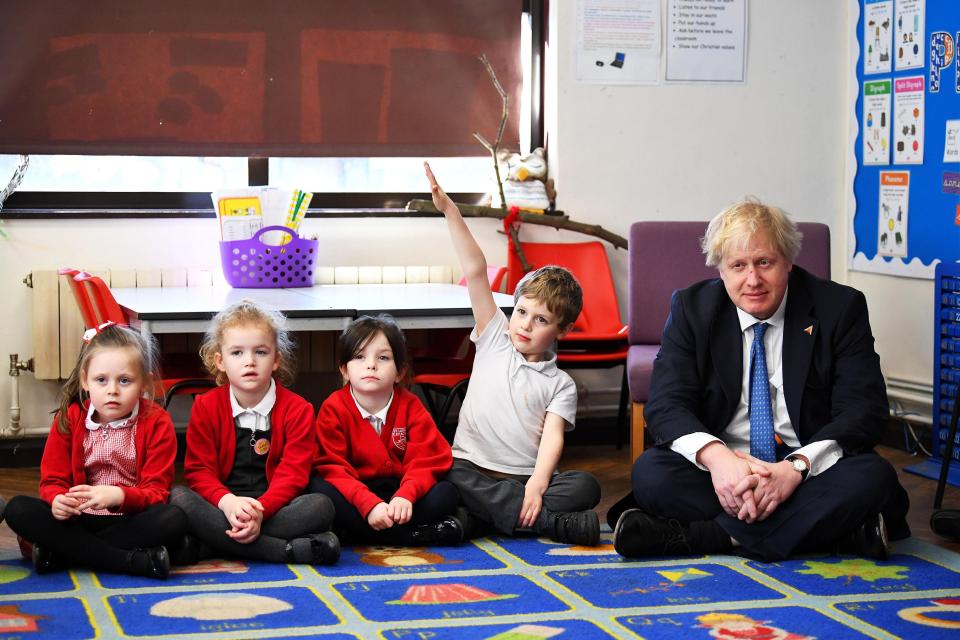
[835, 513, 892, 560]
[32, 544, 68, 575]
[127, 546, 170, 580]
[930, 509, 960, 542]
[407, 516, 464, 547]
[309, 531, 341, 565]
[548, 510, 601, 547]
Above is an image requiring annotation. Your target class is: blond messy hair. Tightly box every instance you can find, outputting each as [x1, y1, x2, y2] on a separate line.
[701, 199, 803, 268]
[199, 299, 297, 386]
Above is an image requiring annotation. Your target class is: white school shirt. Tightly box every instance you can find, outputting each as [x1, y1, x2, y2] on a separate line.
[349, 387, 394, 435]
[670, 290, 842, 478]
[229, 378, 276, 433]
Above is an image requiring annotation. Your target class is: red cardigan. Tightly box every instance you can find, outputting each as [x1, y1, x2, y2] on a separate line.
[314, 384, 452, 518]
[39, 398, 176, 513]
[184, 383, 316, 520]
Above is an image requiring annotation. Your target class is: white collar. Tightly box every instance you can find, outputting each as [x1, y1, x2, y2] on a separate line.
[230, 378, 277, 419]
[735, 287, 788, 333]
[85, 400, 139, 431]
[350, 386, 393, 424]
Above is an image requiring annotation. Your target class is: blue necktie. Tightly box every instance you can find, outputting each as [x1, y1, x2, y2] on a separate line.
[749, 322, 776, 462]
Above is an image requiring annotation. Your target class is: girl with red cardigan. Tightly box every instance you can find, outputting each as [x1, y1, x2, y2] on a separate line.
[311, 314, 462, 546]
[5, 323, 185, 579]
[171, 300, 339, 565]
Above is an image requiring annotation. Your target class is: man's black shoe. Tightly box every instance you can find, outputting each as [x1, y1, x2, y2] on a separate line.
[409, 516, 464, 547]
[550, 510, 601, 546]
[836, 513, 891, 560]
[930, 509, 960, 542]
[613, 508, 693, 558]
[32, 544, 66, 575]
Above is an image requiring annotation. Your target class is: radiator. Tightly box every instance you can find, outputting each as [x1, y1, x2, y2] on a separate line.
[31, 265, 456, 381]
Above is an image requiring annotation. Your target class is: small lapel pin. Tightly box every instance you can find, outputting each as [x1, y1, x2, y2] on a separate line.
[803, 325, 814, 335]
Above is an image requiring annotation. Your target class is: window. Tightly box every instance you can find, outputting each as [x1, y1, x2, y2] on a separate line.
[0, 1, 544, 217]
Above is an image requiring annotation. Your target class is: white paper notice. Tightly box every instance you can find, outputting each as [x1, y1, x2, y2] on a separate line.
[665, 0, 747, 83]
[945, 120, 960, 163]
[863, 80, 891, 165]
[893, 76, 925, 165]
[877, 171, 909, 258]
[863, 0, 893, 75]
[576, 0, 661, 85]
[894, 0, 925, 71]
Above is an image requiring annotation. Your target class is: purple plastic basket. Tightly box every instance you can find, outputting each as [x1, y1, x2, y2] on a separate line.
[219, 226, 318, 288]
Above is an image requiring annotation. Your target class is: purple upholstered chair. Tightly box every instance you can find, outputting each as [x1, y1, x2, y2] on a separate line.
[626, 221, 831, 460]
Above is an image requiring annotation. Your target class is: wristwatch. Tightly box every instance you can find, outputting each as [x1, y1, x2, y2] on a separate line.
[787, 455, 810, 481]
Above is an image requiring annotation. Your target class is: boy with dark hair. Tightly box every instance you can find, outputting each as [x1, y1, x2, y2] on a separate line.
[424, 162, 601, 546]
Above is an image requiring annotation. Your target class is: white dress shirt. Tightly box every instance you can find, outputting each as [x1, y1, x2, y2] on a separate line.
[350, 387, 393, 435]
[670, 289, 843, 478]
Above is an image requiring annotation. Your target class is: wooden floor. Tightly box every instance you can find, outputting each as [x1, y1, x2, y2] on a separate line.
[1, 444, 957, 555]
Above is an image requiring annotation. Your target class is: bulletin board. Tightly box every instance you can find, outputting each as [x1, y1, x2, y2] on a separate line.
[850, 0, 960, 279]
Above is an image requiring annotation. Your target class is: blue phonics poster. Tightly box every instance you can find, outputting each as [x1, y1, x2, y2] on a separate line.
[852, 0, 960, 278]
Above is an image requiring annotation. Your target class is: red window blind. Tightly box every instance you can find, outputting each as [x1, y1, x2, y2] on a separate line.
[0, 0, 522, 157]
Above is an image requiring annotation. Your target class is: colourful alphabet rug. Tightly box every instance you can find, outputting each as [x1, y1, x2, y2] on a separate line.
[2, 534, 959, 639]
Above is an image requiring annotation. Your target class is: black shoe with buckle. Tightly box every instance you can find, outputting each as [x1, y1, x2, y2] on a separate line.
[931, 509, 960, 542]
[836, 513, 891, 560]
[32, 544, 66, 575]
[549, 510, 601, 547]
[614, 508, 694, 558]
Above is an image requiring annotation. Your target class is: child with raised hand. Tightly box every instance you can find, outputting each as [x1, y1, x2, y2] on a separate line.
[311, 314, 462, 546]
[171, 300, 339, 565]
[5, 323, 185, 579]
[424, 162, 602, 546]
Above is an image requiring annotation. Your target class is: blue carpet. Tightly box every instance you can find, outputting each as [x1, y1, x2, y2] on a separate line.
[3, 533, 959, 639]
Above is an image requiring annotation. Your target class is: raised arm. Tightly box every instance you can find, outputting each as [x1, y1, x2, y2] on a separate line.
[425, 161, 498, 334]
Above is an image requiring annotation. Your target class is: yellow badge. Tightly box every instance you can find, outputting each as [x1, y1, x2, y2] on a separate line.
[253, 438, 270, 455]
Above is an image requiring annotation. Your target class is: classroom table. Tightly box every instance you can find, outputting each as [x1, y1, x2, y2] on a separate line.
[112, 283, 515, 336]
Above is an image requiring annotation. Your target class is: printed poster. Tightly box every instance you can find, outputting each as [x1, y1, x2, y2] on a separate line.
[665, 0, 747, 83]
[863, 79, 891, 165]
[576, 0, 661, 85]
[929, 30, 956, 93]
[894, 0, 925, 70]
[878, 171, 909, 258]
[945, 120, 960, 163]
[863, 0, 893, 74]
[893, 76, 925, 165]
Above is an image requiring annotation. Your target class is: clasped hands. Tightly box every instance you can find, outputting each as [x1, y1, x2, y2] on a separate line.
[52, 485, 125, 519]
[218, 494, 265, 544]
[700, 442, 803, 524]
[367, 496, 414, 531]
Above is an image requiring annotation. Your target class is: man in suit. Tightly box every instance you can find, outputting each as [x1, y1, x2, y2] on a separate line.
[614, 201, 909, 562]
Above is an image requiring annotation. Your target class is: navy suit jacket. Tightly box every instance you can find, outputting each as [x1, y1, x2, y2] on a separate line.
[644, 266, 888, 455]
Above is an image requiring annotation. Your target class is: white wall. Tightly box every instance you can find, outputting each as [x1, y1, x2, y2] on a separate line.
[0, 0, 933, 436]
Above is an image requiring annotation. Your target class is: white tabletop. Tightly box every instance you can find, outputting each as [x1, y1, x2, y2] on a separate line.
[113, 283, 514, 334]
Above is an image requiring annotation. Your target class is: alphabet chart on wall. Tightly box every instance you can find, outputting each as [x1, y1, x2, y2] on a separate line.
[851, 0, 960, 278]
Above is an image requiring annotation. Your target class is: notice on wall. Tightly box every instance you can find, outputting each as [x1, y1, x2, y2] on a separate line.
[575, 0, 661, 85]
[878, 171, 909, 258]
[894, 0, 925, 71]
[893, 76, 925, 165]
[863, 79, 891, 165]
[665, 0, 747, 83]
[945, 120, 960, 163]
[863, 0, 893, 74]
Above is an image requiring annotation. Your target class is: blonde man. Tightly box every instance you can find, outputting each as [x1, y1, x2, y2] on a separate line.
[615, 201, 909, 561]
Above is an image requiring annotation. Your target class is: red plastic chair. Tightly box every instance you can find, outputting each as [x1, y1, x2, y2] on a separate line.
[413, 266, 507, 440]
[67, 270, 215, 408]
[506, 239, 630, 445]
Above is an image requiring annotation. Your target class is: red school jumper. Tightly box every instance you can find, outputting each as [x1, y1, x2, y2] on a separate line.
[314, 384, 452, 518]
[183, 383, 317, 520]
[39, 398, 176, 513]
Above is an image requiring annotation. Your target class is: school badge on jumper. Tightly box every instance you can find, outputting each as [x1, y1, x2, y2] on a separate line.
[254, 438, 270, 455]
[391, 427, 407, 451]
